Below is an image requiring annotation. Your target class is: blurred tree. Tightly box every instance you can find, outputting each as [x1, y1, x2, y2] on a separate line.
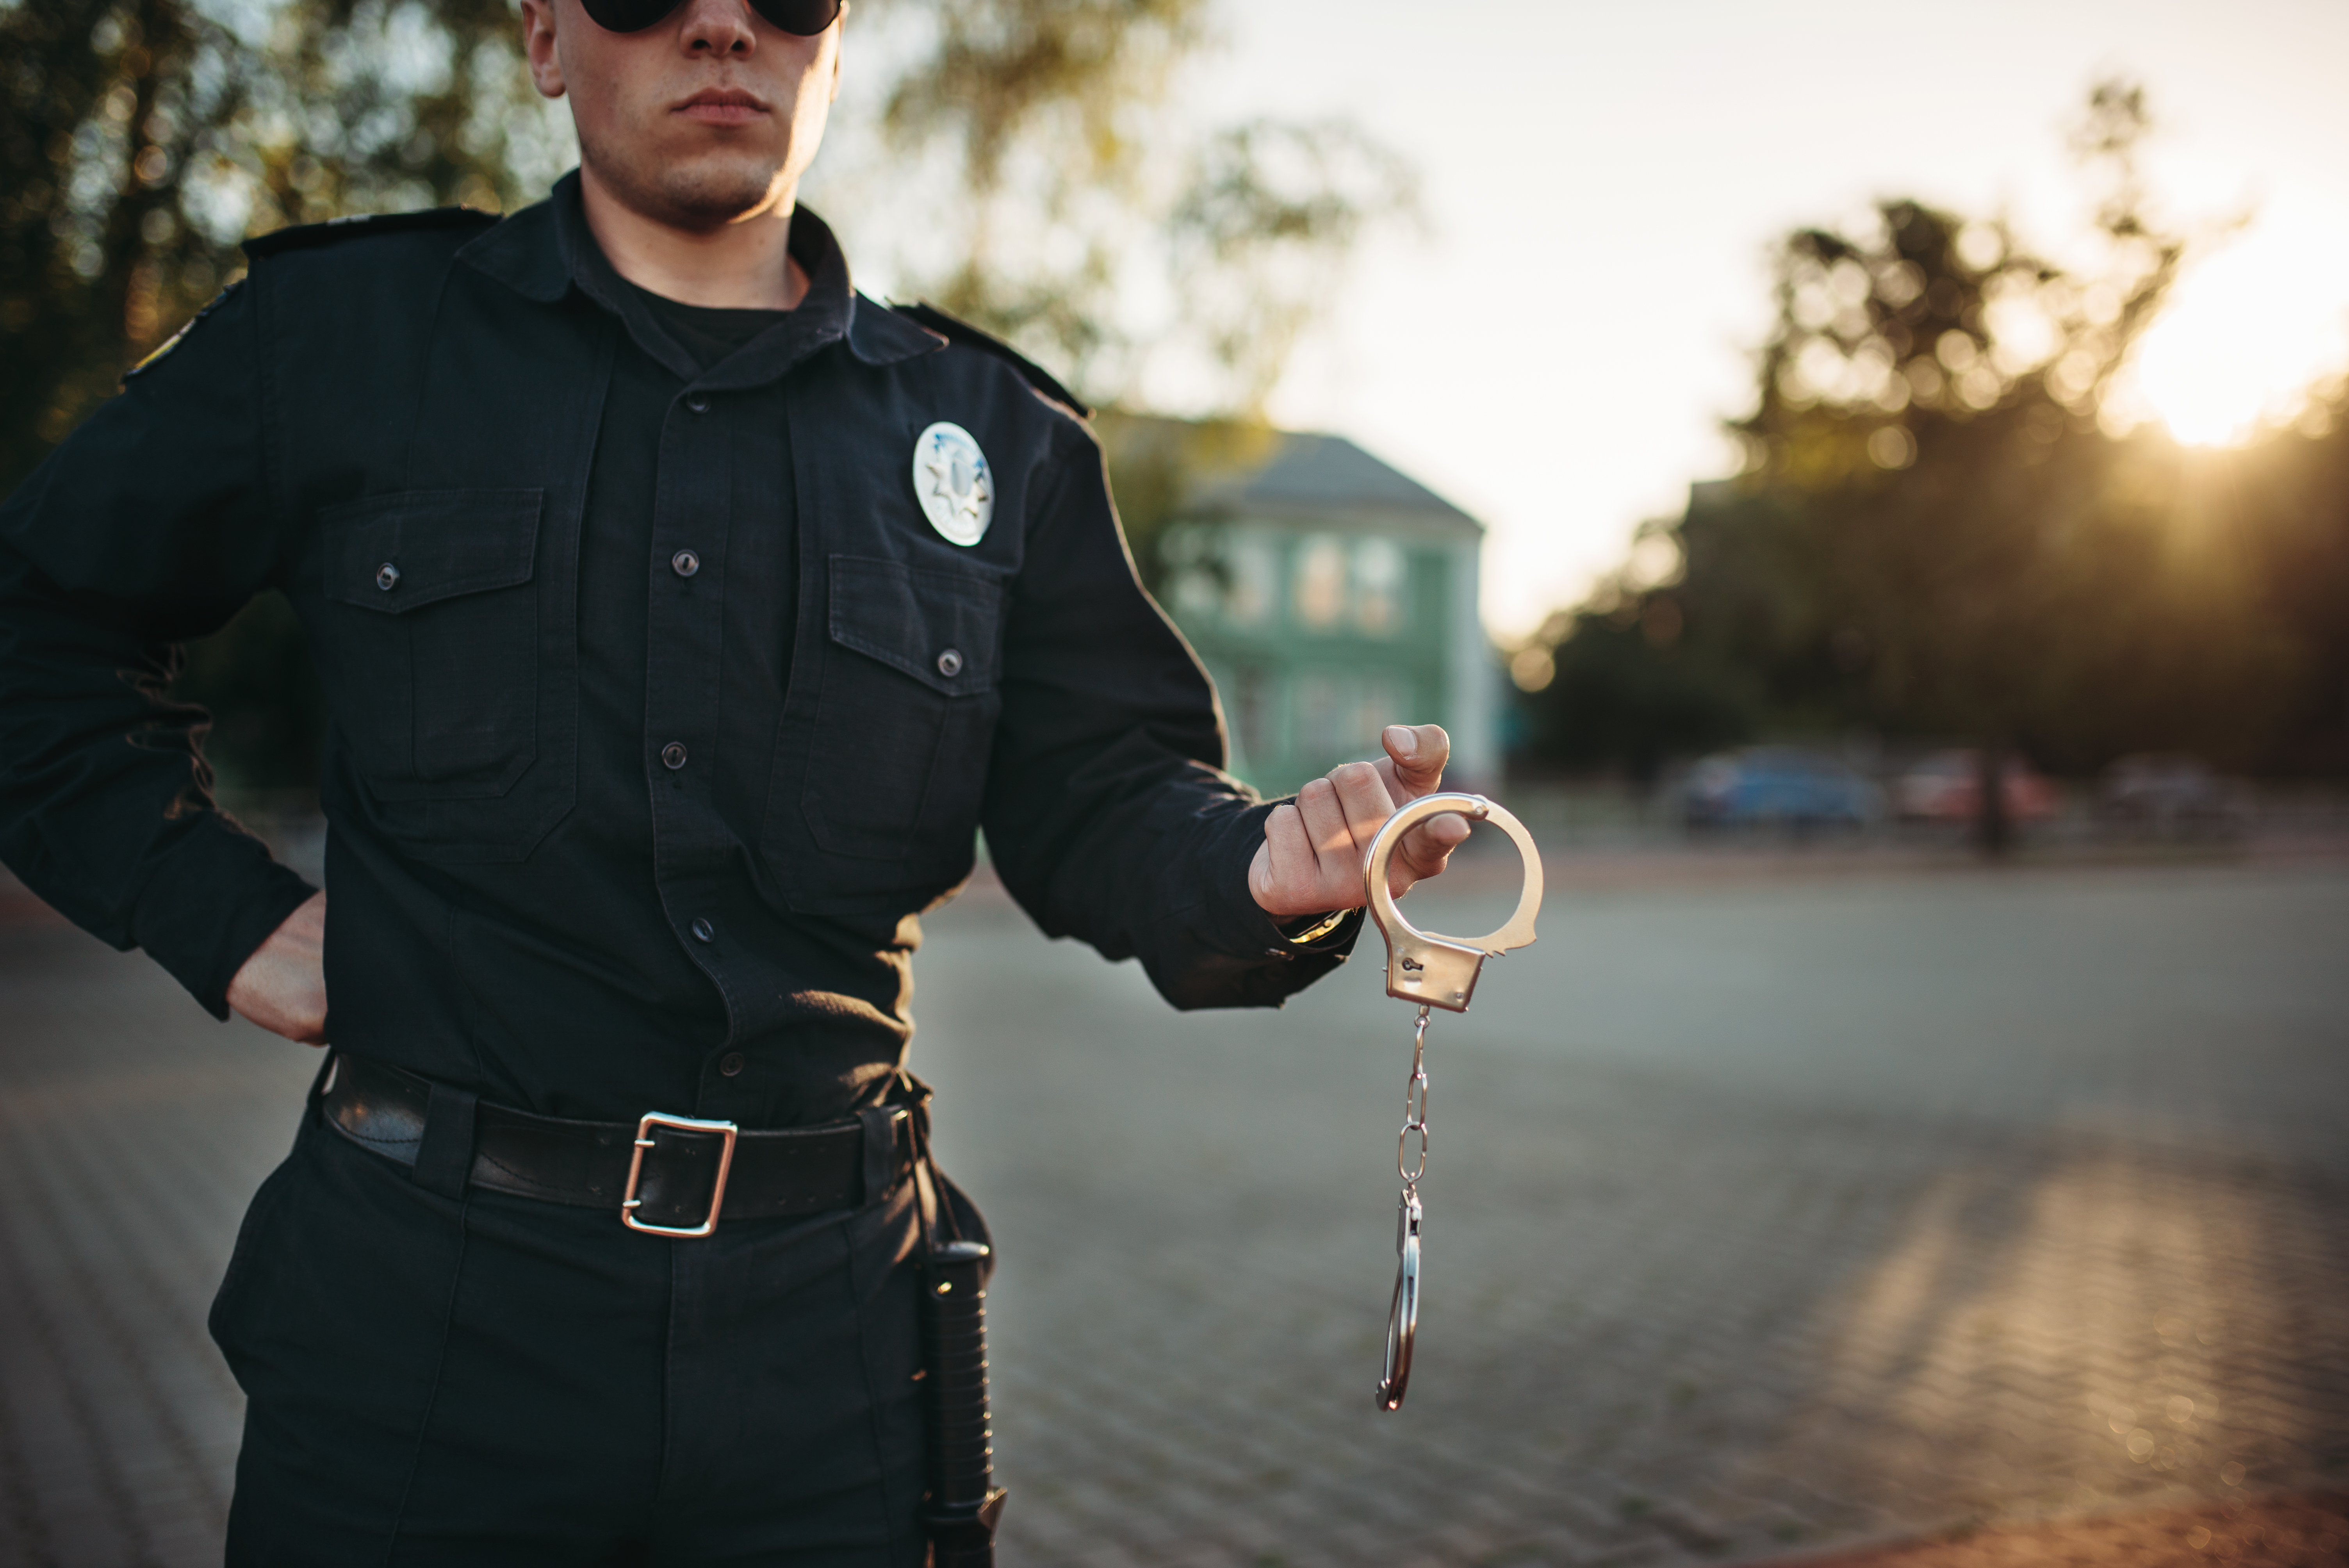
[868, 0, 1416, 412]
[1718, 85, 2191, 852]
[1512, 82, 2349, 836]
[1514, 613, 1752, 790]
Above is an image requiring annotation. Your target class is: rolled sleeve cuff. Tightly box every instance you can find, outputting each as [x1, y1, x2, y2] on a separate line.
[130, 817, 317, 1019]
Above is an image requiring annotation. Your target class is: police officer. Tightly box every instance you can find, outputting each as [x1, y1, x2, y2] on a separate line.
[0, 0, 1470, 1559]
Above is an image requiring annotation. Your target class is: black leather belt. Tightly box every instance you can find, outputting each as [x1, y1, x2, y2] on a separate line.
[322, 1053, 908, 1234]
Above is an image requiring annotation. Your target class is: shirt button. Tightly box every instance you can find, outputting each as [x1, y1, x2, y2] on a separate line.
[671, 549, 700, 578]
[686, 394, 710, 414]
[718, 1051, 745, 1077]
[661, 742, 688, 770]
[935, 648, 964, 678]
[375, 563, 401, 592]
[691, 916, 714, 943]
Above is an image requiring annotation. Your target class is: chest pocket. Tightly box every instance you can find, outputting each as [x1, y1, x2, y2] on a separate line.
[320, 490, 543, 800]
[796, 555, 1005, 866]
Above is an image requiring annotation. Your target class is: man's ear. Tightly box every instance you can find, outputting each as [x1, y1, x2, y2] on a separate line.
[827, 9, 845, 104]
[520, 0, 568, 100]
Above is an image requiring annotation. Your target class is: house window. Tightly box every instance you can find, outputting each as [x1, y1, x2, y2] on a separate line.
[1294, 535, 1348, 630]
[1227, 538, 1277, 627]
[1355, 539, 1404, 636]
[1171, 568, 1220, 622]
[1294, 670, 1345, 759]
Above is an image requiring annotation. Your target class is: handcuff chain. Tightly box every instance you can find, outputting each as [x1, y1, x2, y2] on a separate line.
[1397, 1004, 1431, 1188]
[1378, 1003, 1435, 1411]
[1363, 794, 1542, 1413]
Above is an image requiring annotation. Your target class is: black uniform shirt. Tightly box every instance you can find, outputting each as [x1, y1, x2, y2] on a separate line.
[0, 175, 1360, 1128]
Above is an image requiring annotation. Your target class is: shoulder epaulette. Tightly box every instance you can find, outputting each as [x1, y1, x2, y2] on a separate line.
[243, 205, 499, 260]
[891, 301, 1090, 418]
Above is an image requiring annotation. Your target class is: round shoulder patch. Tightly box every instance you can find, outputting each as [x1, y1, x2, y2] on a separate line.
[912, 421, 994, 546]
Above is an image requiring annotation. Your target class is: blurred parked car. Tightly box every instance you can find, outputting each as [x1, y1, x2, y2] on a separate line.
[2100, 754, 2253, 834]
[1895, 749, 2058, 823]
[1684, 747, 1885, 829]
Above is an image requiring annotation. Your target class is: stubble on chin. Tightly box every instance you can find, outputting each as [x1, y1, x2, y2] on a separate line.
[586, 128, 788, 231]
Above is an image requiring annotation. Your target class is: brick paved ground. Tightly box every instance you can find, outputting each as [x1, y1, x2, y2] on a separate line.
[1767, 1489, 2348, 1565]
[1, 846, 2344, 1565]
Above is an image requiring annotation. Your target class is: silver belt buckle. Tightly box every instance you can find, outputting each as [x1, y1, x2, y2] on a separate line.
[620, 1111, 739, 1237]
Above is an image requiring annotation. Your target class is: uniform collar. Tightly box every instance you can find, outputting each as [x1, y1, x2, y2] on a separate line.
[456, 171, 942, 380]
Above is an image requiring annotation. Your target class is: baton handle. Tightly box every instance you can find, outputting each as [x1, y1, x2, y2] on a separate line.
[923, 1239, 1007, 1566]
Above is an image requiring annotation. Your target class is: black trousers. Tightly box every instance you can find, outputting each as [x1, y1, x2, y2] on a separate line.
[209, 1095, 932, 1566]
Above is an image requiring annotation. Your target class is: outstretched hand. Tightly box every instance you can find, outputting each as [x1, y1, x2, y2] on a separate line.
[226, 891, 329, 1046]
[1248, 723, 1470, 920]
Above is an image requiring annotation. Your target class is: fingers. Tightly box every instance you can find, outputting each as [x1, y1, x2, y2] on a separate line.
[1249, 737, 1469, 918]
[1251, 801, 1319, 915]
[1381, 723, 1451, 796]
[1317, 761, 1406, 898]
[1325, 760, 1394, 843]
[1253, 764, 1392, 914]
[1390, 811, 1470, 893]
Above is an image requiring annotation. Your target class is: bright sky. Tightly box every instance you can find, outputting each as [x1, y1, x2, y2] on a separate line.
[1176, 0, 2349, 638]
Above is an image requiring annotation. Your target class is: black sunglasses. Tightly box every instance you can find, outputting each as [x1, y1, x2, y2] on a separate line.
[578, 0, 840, 36]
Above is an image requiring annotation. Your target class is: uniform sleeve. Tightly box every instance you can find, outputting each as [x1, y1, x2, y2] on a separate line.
[978, 413, 1362, 1010]
[0, 280, 317, 1017]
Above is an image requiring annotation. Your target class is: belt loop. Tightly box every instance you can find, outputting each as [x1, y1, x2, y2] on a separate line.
[413, 1082, 479, 1200]
[857, 1105, 902, 1209]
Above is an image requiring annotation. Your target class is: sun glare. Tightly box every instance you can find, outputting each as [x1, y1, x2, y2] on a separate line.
[2125, 207, 2349, 446]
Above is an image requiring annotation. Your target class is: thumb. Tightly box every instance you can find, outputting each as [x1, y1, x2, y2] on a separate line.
[1382, 723, 1450, 795]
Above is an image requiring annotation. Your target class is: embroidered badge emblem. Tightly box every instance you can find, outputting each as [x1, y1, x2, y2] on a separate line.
[912, 422, 994, 546]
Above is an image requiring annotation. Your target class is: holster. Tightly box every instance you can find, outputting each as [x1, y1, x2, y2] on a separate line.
[904, 1076, 1006, 1566]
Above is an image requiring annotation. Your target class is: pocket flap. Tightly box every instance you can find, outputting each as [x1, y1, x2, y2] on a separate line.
[828, 555, 1003, 695]
[322, 489, 544, 614]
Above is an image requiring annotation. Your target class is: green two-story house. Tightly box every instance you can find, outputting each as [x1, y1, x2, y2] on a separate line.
[1113, 417, 1494, 798]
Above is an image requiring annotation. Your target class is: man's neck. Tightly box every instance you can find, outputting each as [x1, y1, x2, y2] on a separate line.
[577, 165, 811, 311]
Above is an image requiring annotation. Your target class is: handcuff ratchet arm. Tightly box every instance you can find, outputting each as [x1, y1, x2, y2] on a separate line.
[1362, 793, 1545, 1012]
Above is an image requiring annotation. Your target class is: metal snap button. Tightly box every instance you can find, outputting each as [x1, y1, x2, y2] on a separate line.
[686, 394, 710, 414]
[935, 648, 964, 678]
[691, 916, 715, 943]
[661, 742, 688, 770]
[375, 563, 401, 592]
[671, 549, 700, 578]
[718, 1051, 745, 1077]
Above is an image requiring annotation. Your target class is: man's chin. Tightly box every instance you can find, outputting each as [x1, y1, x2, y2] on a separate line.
[598, 150, 790, 232]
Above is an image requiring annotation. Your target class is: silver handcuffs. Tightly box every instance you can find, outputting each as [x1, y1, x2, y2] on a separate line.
[1360, 793, 1543, 1410]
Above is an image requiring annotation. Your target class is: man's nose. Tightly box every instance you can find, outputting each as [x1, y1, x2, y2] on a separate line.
[676, 0, 757, 55]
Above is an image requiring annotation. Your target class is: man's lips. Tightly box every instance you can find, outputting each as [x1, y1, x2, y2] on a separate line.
[676, 88, 769, 125]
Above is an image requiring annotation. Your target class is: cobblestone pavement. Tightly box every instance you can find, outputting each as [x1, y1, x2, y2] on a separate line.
[1775, 1489, 2348, 1565]
[1, 852, 2345, 1565]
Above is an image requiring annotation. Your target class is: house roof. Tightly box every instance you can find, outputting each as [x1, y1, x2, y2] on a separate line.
[1109, 415, 1483, 537]
[1192, 431, 1481, 533]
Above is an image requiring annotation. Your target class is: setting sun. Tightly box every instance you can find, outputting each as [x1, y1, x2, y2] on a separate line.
[2124, 205, 2349, 445]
